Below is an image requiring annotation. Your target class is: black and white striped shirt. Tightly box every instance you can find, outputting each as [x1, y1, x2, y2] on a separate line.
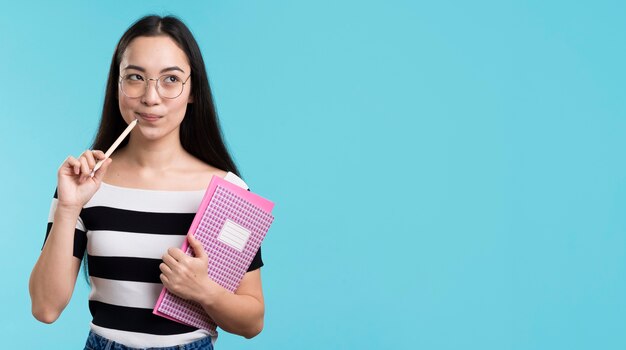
[44, 172, 263, 347]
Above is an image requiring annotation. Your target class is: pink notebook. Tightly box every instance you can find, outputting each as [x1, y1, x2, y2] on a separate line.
[153, 175, 274, 335]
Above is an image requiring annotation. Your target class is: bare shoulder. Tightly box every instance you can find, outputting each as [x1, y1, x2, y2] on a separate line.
[186, 157, 228, 188]
[165, 152, 232, 190]
[189, 158, 249, 190]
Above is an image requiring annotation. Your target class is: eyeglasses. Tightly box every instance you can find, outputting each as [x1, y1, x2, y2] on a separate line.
[119, 73, 191, 99]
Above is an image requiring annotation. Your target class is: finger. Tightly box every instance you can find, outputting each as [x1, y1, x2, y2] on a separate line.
[79, 156, 91, 176]
[162, 253, 178, 267]
[66, 156, 81, 175]
[64, 155, 76, 166]
[167, 247, 187, 261]
[160, 273, 170, 286]
[64, 156, 79, 175]
[92, 150, 106, 160]
[93, 158, 112, 181]
[187, 234, 207, 260]
[159, 262, 172, 275]
[82, 150, 97, 170]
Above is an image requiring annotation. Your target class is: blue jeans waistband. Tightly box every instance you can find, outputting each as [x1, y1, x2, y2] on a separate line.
[84, 330, 214, 350]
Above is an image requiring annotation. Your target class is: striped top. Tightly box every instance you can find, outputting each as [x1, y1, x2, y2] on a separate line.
[43, 172, 263, 347]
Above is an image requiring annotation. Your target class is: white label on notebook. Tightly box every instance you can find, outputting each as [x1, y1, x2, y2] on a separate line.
[217, 219, 251, 252]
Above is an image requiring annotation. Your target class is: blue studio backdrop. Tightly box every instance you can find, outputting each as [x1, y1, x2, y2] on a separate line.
[1, 1, 625, 349]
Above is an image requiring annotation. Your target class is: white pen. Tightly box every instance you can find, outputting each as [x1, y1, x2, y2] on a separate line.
[90, 119, 138, 177]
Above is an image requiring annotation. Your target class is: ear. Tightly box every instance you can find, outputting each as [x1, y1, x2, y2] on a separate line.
[187, 94, 194, 104]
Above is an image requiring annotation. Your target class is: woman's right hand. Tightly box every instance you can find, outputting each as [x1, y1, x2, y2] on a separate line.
[56, 150, 113, 211]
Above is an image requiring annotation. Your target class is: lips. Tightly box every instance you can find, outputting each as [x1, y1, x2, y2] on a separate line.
[136, 112, 162, 122]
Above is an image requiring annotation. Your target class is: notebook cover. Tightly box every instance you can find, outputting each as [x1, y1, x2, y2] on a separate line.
[153, 175, 274, 335]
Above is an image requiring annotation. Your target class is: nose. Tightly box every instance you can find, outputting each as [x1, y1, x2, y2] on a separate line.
[141, 78, 161, 105]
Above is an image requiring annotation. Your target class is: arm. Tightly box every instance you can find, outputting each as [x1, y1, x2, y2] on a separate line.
[200, 269, 264, 338]
[29, 151, 112, 323]
[29, 206, 83, 323]
[160, 235, 265, 338]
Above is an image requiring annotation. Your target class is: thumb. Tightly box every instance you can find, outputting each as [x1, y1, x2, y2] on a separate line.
[188, 234, 208, 261]
[93, 158, 113, 181]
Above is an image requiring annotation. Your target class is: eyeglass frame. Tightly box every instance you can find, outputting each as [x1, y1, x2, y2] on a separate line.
[118, 73, 192, 99]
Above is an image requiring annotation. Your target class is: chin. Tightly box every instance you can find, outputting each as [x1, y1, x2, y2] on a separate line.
[137, 125, 180, 141]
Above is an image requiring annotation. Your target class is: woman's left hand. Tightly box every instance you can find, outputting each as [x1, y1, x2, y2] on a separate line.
[160, 234, 220, 302]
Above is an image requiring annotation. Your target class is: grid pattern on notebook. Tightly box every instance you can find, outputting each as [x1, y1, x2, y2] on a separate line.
[156, 185, 274, 334]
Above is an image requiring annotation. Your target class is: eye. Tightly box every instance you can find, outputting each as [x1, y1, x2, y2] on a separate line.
[125, 74, 144, 81]
[162, 75, 180, 84]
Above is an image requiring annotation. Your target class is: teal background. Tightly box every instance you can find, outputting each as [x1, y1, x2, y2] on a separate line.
[1, 0, 625, 349]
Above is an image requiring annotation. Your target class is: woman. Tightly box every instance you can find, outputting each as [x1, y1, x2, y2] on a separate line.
[29, 15, 264, 350]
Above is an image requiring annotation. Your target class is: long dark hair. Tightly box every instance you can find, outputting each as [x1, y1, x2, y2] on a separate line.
[92, 15, 240, 176]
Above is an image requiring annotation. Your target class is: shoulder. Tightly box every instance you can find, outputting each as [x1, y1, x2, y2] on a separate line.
[188, 159, 250, 190]
[185, 154, 249, 190]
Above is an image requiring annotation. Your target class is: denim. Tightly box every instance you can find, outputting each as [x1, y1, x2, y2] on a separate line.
[84, 331, 214, 350]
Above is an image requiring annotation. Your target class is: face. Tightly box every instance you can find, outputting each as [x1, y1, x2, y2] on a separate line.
[118, 35, 192, 142]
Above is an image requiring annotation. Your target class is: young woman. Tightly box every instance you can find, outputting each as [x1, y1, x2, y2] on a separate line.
[29, 15, 264, 350]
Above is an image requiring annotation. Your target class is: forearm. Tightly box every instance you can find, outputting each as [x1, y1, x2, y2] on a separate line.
[161, 237, 265, 338]
[29, 206, 81, 323]
[198, 274, 264, 338]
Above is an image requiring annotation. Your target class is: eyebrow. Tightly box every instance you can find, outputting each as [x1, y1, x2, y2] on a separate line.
[123, 65, 186, 74]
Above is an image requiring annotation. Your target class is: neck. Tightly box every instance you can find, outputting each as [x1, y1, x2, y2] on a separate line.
[122, 132, 187, 171]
